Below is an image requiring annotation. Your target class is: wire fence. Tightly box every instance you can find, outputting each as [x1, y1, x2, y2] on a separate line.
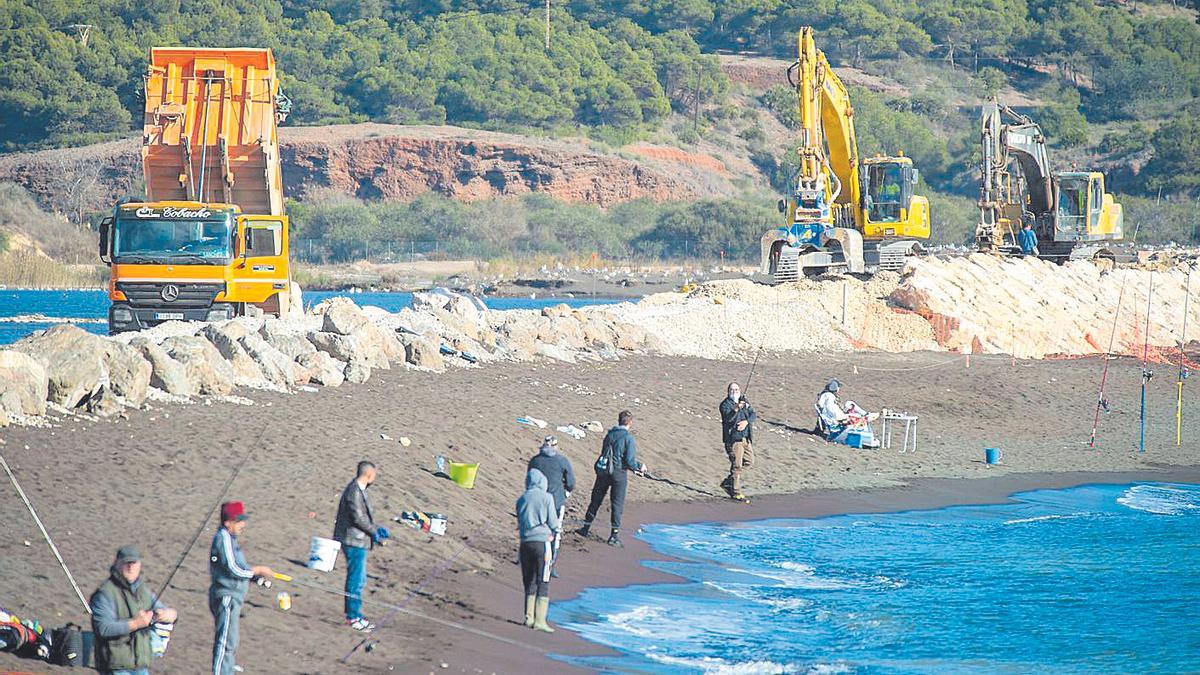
[291, 238, 757, 265]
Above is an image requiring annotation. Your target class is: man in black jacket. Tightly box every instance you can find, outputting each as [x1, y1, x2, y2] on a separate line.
[333, 461, 389, 632]
[577, 411, 647, 548]
[719, 381, 755, 500]
[528, 435, 575, 576]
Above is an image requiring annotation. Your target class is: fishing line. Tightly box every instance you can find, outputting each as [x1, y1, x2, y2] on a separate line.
[281, 576, 548, 654]
[1089, 222, 1142, 449]
[153, 426, 268, 602]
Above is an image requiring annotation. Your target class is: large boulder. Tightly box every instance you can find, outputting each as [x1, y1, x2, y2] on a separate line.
[101, 341, 152, 407]
[200, 323, 266, 385]
[0, 350, 48, 417]
[259, 318, 317, 360]
[297, 351, 345, 387]
[307, 330, 389, 370]
[12, 325, 105, 408]
[161, 335, 236, 395]
[239, 334, 305, 387]
[307, 331, 359, 363]
[85, 386, 124, 418]
[129, 338, 195, 396]
[344, 361, 372, 384]
[541, 303, 573, 319]
[614, 322, 648, 351]
[400, 335, 444, 370]
[320, 297, 372, 336]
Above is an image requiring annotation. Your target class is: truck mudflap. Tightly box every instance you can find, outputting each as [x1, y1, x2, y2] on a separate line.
[108, 302, 236, 334]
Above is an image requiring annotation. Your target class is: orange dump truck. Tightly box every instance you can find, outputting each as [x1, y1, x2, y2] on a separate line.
[99, 47, 293, 333]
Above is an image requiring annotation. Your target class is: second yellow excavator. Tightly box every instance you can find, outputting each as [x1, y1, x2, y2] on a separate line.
[760, 27, 930, 282]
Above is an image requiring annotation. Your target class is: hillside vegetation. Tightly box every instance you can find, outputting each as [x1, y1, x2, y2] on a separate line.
[4, 0, 1200, 252]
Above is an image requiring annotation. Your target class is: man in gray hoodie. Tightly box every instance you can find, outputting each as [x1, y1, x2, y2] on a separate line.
[516, 468, 560, 633]
[527, 435, 575, 577]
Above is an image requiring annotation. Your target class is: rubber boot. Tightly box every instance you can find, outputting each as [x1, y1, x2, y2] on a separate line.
[532, 597, 555, 633]
[523, 595, 536, 627]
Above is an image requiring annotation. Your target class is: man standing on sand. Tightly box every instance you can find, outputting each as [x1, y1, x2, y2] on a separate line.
[719, 382, 756, 500]
[517, 468, 560, 633]
[90, 546, 177, 675]
[333, 460, 389, 632]
[528, 436, 575, 577]
[209, 501, 275, 675]
[576, 410, 646, 548]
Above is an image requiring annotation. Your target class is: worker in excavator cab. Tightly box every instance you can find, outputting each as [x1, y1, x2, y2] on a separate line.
[866, 163, 904, 223]
[1018, 223, 1039, 257]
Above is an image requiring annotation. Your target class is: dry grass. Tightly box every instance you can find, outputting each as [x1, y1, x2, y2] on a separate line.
[0, 249, 107, 288]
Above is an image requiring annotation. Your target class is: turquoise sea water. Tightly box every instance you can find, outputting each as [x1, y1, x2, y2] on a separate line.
[0, 289, 621, 344]
[554, 482, 1200, 674]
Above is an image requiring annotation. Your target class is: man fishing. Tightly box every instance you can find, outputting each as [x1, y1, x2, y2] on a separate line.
[333, 460, 389, 632]
[90, 546, 177, 675]
[527, 436, 574, 577]
[209, 501, 275, 675]
[577, 410, 646, 548]
[719, 381, 756, 500]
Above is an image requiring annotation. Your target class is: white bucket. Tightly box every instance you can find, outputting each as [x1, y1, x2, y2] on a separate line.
[307, 536, 341, 572]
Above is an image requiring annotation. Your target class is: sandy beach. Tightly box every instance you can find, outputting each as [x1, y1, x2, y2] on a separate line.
[2, 349, 1198, 673]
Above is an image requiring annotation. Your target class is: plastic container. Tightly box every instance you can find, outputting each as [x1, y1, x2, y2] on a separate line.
[985, 447, 1002, 465]
[845, 432, 864, 449]
[448, 462, 480, 489]
[307, 536, 341, 572]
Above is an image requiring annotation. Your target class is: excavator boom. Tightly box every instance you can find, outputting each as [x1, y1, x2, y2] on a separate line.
[760, 27, 929, 282]
[977, 102, 1122, 258]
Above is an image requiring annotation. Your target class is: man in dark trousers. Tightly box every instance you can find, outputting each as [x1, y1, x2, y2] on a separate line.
[209, 501, 275, 675]
[719, 381, 756, 500]
[333, 460, 389, 632]
[90, 545, 177, 675]
[576, 410, 647, 548]
[528, 435, 575, 576]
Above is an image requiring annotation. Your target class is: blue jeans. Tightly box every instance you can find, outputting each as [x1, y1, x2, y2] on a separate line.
[344, 545, 369, 620]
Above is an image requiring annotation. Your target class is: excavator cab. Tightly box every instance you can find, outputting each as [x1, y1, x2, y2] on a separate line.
[860, 158, 928, 240]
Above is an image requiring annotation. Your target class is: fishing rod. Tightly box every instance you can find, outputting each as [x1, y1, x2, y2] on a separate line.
[1178, 267, 1193, 447]
[1140, 271, 1155, 454]
[1089, 221, 1142, 449]
[153, 432, 265, 602]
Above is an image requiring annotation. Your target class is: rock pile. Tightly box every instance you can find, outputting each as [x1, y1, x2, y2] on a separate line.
[891, 254, 1200, 359]
[0, 291, 656, 426]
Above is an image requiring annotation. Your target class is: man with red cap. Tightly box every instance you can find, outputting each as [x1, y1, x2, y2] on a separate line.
[208, 501, 274, 675]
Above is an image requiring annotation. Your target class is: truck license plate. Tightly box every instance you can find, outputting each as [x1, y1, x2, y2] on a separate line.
[155, 312, 185, 320]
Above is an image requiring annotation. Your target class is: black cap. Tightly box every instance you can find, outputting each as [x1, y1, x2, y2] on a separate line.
[115, 545, 141, 564]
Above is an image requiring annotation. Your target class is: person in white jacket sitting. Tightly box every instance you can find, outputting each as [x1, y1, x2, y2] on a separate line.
[816, 379, 880, 447]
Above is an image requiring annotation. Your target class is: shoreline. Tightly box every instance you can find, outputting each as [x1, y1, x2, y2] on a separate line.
[439, 467, 1200, 673]
[3, 351, 1199, 673]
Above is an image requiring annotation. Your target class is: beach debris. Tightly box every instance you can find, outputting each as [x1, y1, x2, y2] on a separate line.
[380, 433, 393, 441]
[297, 385, 319, 393]
[556, 425, 586, 440]
[394, 510, 448, 536]
[517, 416, 548, 429]
[399, 437, 412, 447]
[434, 455, 449, 477]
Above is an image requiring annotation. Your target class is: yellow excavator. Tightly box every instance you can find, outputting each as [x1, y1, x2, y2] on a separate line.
[977, 102, 1122, 260]
[760, 27, 930, 282]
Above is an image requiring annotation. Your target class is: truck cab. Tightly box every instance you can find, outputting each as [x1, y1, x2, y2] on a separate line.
[100, 201, 289, 333]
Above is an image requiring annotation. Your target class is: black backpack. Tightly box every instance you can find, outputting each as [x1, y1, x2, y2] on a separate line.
[49, 623, 84, 666]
